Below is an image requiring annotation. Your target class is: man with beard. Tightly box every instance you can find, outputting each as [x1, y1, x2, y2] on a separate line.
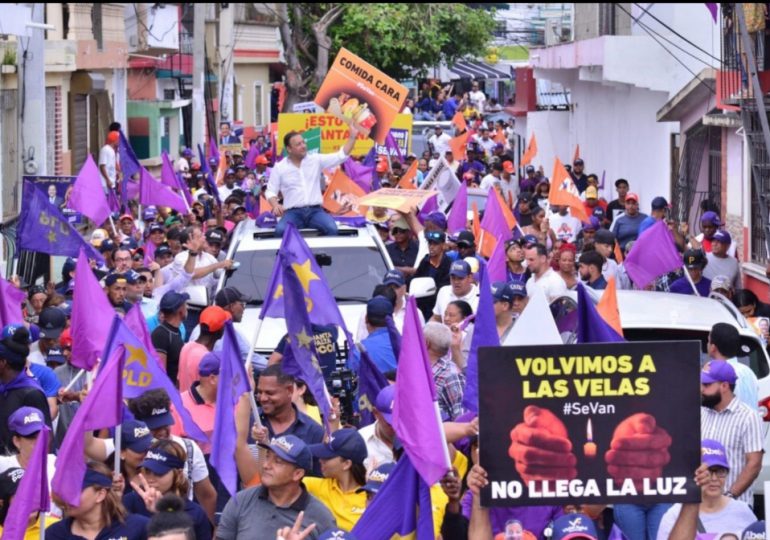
[700, 360, 763, 505]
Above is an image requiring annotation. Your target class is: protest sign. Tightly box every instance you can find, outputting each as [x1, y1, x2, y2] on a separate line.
[419, 157, 461, 212]
[479, 341, 701, 507]
[293, 101, 321, 113]
[277, 113, 412, 156]
[356, 188, 437, 213]
[25, 175, 81, 224]
[314, 47, 408, 144]
[219, 143, 243, 155]
[323, 169, 368, 217]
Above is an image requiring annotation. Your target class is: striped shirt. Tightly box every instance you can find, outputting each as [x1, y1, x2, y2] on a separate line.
[701, 397, 764, 504]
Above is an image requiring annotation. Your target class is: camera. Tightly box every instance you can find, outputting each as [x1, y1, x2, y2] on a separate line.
[327, 368, 358, 427]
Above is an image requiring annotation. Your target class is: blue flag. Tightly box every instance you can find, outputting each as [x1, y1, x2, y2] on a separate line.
[351, 455, 434, 540]
[462, 267, 500, 414]
[198, 143, 221, 203]
[210, 322, 250, 496]
[281, 254, 333, 432]
[356, 346, 388, 427]
[107, 307, 208, 442]
[576, 283, 625, 344]
[18, 181, 104, 264]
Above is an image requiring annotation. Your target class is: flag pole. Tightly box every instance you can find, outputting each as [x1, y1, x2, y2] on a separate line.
[63, 368, 86, 392]
[113, 424, 122, 475]
[245, 318, 265, 428]
[40, 512, 46, 540]
[107, 215, 118, 237]
[682, 264, 702, 297]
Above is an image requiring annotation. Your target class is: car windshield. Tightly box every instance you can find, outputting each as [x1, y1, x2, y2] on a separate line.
[224, 246, 388, 306]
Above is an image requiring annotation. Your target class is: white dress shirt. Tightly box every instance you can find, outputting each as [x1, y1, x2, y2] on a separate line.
[265, 148, 348, 209]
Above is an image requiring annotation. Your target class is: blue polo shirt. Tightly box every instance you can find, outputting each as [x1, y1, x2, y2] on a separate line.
[360, 327, 397, 374]
[260, 404, 324, 476]
[123, 492, 212, 540]
[28, 363, 61, 398]
[669, 276, 711, 297]
[47, 514, 149, 540]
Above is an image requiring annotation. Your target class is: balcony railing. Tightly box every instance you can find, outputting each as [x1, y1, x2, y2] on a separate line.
[718, 3, 763, 107]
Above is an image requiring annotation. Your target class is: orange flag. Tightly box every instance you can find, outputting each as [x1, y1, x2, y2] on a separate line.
[471, 201, 481, 244]
[448, 132, 469, 161]
[259, 195, 271, 214]
[215, 152, 228, 186]
[596, 277, 624, 337]
[398, 160, 418, 190]
[549, 157, 589, 222]
[573, 144, 580, 163]
[452, 111, 467, 133]
[521, 134, 538, 166]
[322, 169, 368, 216]
[494, 188, 517, 230]
[613, 241, 624, 263]
[494, 127, 507, 145]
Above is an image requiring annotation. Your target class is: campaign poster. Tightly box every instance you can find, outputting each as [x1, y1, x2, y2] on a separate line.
[322, 169, 368, 217]
[277, 113, 412, 156]
[24, 175, 81, 224]
[479, 341, 701, 507]
[374, 128, 409, 158]
[356, 188, 437, 214]
[418, 157, 461, 212]
[314, 47, 408, 144]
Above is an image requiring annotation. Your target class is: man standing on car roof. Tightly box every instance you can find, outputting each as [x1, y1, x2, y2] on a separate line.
[266, 124, 361, 237]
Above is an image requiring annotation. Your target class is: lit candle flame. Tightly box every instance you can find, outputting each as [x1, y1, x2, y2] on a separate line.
[587, 418, 593, 442]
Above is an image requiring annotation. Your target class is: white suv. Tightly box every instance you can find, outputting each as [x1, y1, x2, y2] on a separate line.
[216, 220, 393, 361]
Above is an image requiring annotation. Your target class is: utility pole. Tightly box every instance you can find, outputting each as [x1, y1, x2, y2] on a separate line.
[218, 3, 234, 124]
[20, 3, 47, 177]
[192, 3, 206, 148]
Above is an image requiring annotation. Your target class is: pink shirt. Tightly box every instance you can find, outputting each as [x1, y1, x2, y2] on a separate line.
[171, 384, 215, 455]
[177, 342, 209, 393]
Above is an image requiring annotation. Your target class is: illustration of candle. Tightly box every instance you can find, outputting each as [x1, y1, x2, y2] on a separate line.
[584, 418, 597, 458]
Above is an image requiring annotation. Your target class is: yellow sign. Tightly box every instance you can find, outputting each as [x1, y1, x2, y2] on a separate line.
[277, 113, 413, 156]
[356, 188, 438, 213]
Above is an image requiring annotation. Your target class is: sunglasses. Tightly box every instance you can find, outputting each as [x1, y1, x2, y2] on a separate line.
[391, 227, 409, 235]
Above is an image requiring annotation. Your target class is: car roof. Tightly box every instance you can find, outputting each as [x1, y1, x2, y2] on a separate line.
[231, 219, 380, 253]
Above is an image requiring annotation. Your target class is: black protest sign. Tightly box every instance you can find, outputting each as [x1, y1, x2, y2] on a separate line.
[479, 341, 701, 506]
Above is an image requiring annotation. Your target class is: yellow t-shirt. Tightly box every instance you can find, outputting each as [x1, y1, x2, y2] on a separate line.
[302, 477, 367, 531]
[393, 483, 448, 540]
[303, 404, 322, 426]
[0, 515, 59, 539]
[452, 450, 469, 481]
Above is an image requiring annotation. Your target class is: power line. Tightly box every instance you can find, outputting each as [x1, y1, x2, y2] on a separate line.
[633, 3, 721, 63]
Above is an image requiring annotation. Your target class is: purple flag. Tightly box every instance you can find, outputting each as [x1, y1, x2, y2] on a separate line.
[480, 186, 513, 242]
[705, 3, 718, 23]
[486, 236, 507, 284]
[446, 182, 468, 235]
[210, 322, 250, 495]
[280, 255, 334, 432]
[576, 283, 624, 344]
[118, 131, 142, 182]
[0, 276, 26, 327]
[351, 455, 434, 540]
[623, 220, 683, 289]
[384, 132, 403, 163]
[393, 297, 450, 485]
[71, 248, 114, 371]
[18, 181, 105, 263]
[198, 144, 221, 204]
[161, 151, 180, 189]
[53, 327, 124, 507]
[417, 195, 439, 225]
[209, 137, 220, 163]
[356, 347, 388, 427]
[343, 157, 374, 193]
[462, 268, 500, 414]
[67, 155, 112, 226]
[140, 169, 188, 214]
[608, 524, 630, 540]
[143, 240, 157, 267]
[244, 143, 260, 170]
[2, 426, 50, 540]
[121, 306, 208, 442]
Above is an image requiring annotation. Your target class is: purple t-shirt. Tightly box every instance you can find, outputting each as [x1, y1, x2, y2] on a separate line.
[460, 491, 563, 538]
[669, 276, 711, 297]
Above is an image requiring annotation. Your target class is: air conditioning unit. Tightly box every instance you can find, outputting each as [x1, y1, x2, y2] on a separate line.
[128, 34, 138, 48]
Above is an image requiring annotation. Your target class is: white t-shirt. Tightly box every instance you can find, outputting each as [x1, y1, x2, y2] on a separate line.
[480, 174, 499, 191]
[526, 269, 568, 303]
[171, 251, 222, 288]
[475, 136, 496, 157]
[175, 157, 190, 173]
[549, 212, 582, 243]
[98, 144, 118, 191]
[428, 133, 452, 155]
[433, 284, 480, 321]
[358, 422, 394, 474]
[602, 258, 619, 282]
[0, 454, 61, 517]
[656, 500, 757, 540]
[469, 90, 486, 113]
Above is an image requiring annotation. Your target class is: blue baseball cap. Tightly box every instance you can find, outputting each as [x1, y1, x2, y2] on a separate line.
[82, 468, 113, 489]
[309, 428, 368, 464]
[375, 384, 395, 424]
[137, 404, 174, 430]
[357, 462, 395, 494]
[367, 296, 394, 319]
[122, 420, 152, 454]
[424, 211, 447, 230]
[702, 439, 730, 469]
[198, 352, 221, 377]
[159, 291, 190, 312]
[382, 269, 405, 287]
[742, 521, 766, 540]
[492, 281, 526, 303]
[701, 360, 737, 385]
[142, 206, 159, 221]
[713, 229, 732, 245]
[99, 239, 116, 253]
[449, 260, 471, 278]
[140, 447, 185, 475]
[259, 435, 313, 471]
[8, 407, 45, 436]
[551, 513, 599, 540]
[45, 346, 67, 365]
[104, 273, 128, 288]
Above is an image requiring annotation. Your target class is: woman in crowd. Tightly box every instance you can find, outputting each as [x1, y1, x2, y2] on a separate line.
[557, 244, 579, 290]
[521, 206, 556, 252]
[444, 300, 474, 372]
[146, 494, 195, 540]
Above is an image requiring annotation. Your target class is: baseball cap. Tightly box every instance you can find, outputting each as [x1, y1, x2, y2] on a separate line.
[625, 192, 639, 202]
[309, 428, 368, 464]
[198, 352, 221, 377]
[503, 161, 515, 173]
[594, 229, 616, 246]
[701, 360, 737, 385]
[122, 420, 152, 454]
[464, 256, 479, 275]
[742, 521, 766, 540]
[138, 404, 174, 430]
[82, 468, 113, 489]
[450, 260, 471, 278]
[425, 230, 446, 244]
[159, 291, 189, 312]
[525, 165, 536, 173]
[713, 229, 732, 245]
[155, 244, 172, 258]
[45, 346, 66, 365]
[226, 168, 235, 176]
[701, 439, 730, 469]
[551, 513, 598, 540]
[215, 287, 248, 307]
[701, 211, 722, 226]
[149, 223, 165, 234]
[375, 384, 395, 424]
[90, 228, 108, 247]
[573, 158, 584, 166]
[584, 186, 598, 199]
[357, 462, 395, 494]
[38, 307, 66, 339]
[582, 216, 601, 232]
[518, 192, 533, 203]
[491, 281, 516, 303]
[390, 216, 409, 231]
[59, 328, 72, 348]
[367, 296, 394, 319]
[182, 147, 192, 157]
[104, 273, 128, 287]
[164, 215, 182, 228]
[119, 214, 134, 223]
[199, 305, 232, 332]
[140, 448, 185, 475]
[0, 468, 24, 499]
[123, 270, 140, 285]
[99, 239, 116, 253]
[382, 269, 405, 287]
[453, 230, 475, 248]
[710, 275, 733, 294]
[424, 211, 447, 230]
[255, 155, 269, 165]
[376, 160, 388, 173]
[259, 435, 313, 471]
[205, 229, 225, 245]
[319, 530, 357, 540]
[7, 407, 45, 436]
[142, 206, 159, 221]
[120, 237, 138, 250]
[651, 196, 669, 210]
[683, 249, 707, 269]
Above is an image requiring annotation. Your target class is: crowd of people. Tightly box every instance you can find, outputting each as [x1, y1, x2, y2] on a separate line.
[1, 79, 769, 540]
